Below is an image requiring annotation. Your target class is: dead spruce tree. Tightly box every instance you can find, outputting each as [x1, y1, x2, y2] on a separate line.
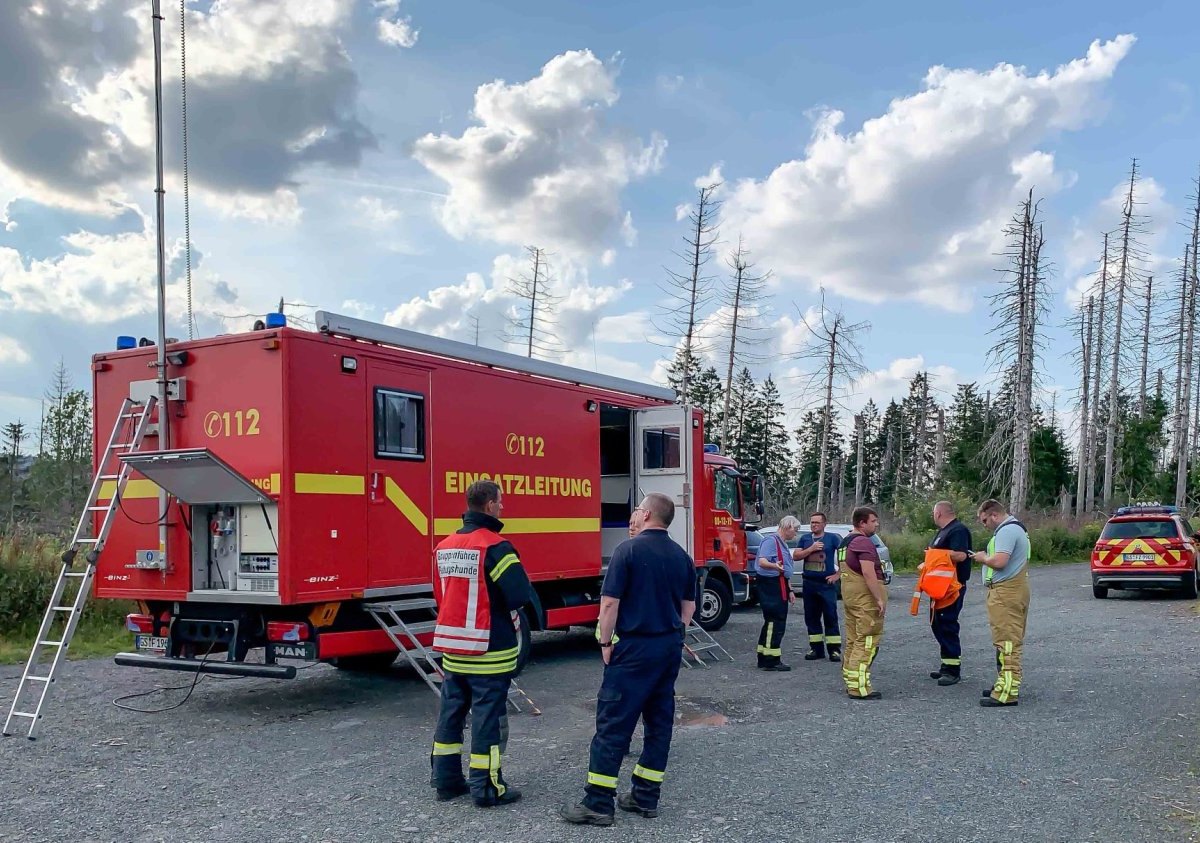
[792, 289, 869, 510]
[1084, 234, 1111, 514]
[1103, 160, 1151, 508]
[1175, 174, 1200, 507]
[719, 236, 771, 449]
[986, 190, 1048, 516]
[1074, 294, 1095, 516]
[505, 246, 562, 358]
[658, 183, 721, 400]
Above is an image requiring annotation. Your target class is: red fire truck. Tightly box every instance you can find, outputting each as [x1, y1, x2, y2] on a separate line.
[93, 312, 762, 678]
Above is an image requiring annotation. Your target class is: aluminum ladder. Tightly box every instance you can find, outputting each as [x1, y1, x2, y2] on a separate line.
[4, 396, 158, 739]
[363, 598, 444, 693]
[681, 621, 733, 669]
[364, 599, 539, 713]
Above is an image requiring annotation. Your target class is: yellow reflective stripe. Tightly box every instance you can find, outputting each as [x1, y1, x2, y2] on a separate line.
[435, 517, 600, 536]
[444, 647, 518, 664]
[97, 478, 160, 501]
[384, 477, 429, 536]
[294, 473, 364, 495]
[941, 658, 961, 666]
[470, 754, 489, 770]
[588, 772, 618, 789]
[808, 634, 824, 644]
[633, 764, 665, 783]
[825, 635, 842, 645]
[761, 647, 781, 657]
[432, 742, 462, 756]
[490, 553, 519, 582]
[490, 744, 506, 797]
[1004, 640, 1013, 655]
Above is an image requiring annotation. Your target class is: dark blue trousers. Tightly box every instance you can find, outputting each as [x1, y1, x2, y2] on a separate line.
[583, 632, 683, 814]
[430, 671, 512, 804]
[802, 580, 841, 656]
[931, 587, 966, 676]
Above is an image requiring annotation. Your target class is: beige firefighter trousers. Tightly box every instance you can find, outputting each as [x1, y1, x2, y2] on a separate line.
[840, 567, 884, 698]
[985, 567, 1030, 703]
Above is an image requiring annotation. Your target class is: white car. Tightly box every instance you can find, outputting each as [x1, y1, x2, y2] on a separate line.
[757, 524, 894, 597]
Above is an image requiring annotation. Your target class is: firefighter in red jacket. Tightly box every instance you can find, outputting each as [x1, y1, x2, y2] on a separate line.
[430, 480, 534, 808]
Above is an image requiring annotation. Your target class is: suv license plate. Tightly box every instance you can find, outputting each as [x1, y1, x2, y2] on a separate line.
[1123, 553, 1155, 562]
[135, 634, 168, 653]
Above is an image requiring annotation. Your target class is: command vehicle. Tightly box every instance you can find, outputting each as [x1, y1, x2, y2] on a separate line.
[89, 311, 762, 679]
[1091, 504, 1200, 599]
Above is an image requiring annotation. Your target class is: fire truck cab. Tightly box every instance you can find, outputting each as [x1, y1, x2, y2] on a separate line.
[93, 312, 761, 678]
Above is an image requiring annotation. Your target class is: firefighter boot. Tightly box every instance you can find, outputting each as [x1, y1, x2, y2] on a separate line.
[827, 645, 841, 663]
[804, 634, 825, 660]
[619, 792, 659, 819]
[560, 803, 615, 826]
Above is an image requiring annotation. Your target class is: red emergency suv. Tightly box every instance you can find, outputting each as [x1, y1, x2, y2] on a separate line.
[1091, 505, 1200, 599]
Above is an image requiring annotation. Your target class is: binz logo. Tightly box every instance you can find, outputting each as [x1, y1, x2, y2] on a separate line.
[104, 574, 132, 582]
[305, 575, 339, 584]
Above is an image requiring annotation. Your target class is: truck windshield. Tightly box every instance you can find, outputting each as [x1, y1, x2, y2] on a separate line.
[714, 469, 741, 519]
[1100, 520, 1179, 540]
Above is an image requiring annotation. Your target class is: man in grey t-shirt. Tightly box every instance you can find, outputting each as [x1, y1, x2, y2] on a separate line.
[967, 499, 1031, 707]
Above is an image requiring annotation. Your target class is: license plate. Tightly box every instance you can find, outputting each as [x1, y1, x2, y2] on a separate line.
[1122, 553, 1154, 562]
[135, 634, 168, 653]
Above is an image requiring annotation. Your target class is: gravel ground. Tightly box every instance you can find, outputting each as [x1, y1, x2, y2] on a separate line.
[2, 562, 1198, 843]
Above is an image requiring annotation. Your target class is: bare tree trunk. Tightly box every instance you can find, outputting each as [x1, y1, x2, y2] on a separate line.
[1085, 235, 1109, 514]
[1076, 296, 1094, 516]
[1010, 202, 1037, 515]
[1138, 274, 1153, 415]
[816, 327, 837, 510]
[719, 238, 769, 448]
[1176, 190, 1200, 505]
[911, 374, 930, 492]
[1104, 161, 1140, 508]
[854, 414, 865, 507]
[934, 407, 945, 480]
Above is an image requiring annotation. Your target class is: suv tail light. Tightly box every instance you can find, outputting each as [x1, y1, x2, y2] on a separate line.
[125, 613, 155, 633]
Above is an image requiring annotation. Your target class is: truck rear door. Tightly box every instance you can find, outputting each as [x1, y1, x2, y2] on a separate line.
[633, 405, 694, 556]
[366, 360, 433, 588]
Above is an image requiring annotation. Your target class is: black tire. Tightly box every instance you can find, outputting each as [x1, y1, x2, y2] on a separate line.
[1181, 570, 1199, 600]
[697, 577, 733, 631]
[512, 608, 533, 677]
[330, 650, 398, 672]
[1092, 584, 1109, 600]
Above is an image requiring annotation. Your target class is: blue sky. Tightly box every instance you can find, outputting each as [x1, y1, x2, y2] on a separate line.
[2, 0, 1198, 444]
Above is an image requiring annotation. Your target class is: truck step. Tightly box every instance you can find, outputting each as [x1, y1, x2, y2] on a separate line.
[367, 598, 437, 613]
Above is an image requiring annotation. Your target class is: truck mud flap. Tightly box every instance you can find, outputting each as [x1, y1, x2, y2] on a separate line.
[114, 652, 297, 679]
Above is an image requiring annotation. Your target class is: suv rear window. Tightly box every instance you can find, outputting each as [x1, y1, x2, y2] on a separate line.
[1100, 519, 1179, 540]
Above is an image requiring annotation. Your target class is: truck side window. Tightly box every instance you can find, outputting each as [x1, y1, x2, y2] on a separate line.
[714, 469, 741, 518]
[374, 388, 426, 459]
[642, 427, 681, 470]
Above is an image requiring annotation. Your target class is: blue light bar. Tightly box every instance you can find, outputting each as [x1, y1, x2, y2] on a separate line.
[1114, 504, 1178, 516]
[265, 312, 287, 328]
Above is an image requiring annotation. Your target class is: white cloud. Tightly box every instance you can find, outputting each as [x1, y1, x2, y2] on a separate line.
[600, 249, 617, 267]
[374, 0, 419, 48]
[1065, 174, 1175, 308]
[720, 35, 1136, 312]
[383, 253, 635, 357]
[413, 49, 667, 258]
[0, 0, 374, 215]
[657, 74, 685, 94]
[0, 336, 31, 366]
[353, 196, 403, 229]
[854, 355, 960, 409]
[0, 209, 238, 325]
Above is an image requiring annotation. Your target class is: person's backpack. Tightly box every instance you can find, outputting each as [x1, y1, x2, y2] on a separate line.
[909, 548, 962, 615]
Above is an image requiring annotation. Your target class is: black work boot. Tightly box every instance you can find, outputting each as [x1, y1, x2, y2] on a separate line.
[980, 696, 1018, 707]
[618, 792, 659, 819]
[804, 649, 824, 661]
[560, 802, 615, 826]
[937, 673, 961, 686]
[827, 647, 841, 663]
[475, 788, 522, 808]
[435, 782, 470, 801]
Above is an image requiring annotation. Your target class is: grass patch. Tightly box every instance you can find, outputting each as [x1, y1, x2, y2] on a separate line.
[0, 532, 135, 665]
[883, 527, 1092, 573]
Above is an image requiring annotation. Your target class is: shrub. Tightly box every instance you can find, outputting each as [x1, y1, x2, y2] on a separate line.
[0, 532, 129, 634]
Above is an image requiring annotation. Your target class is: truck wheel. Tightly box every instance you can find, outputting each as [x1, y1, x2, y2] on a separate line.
[330, 651, 398, 672]
[1092, 584, 1109, 599]
[697, 578, 733, 631]
[1181, 570, 1199, 600]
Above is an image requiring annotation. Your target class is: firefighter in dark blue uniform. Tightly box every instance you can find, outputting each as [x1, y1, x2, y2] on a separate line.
[795, 512, 842, 662]
[560, 492, 698, 826]
[927, 500, 973, 685]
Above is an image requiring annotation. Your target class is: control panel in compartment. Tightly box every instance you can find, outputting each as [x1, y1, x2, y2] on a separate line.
[191, 503, 280, 593]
